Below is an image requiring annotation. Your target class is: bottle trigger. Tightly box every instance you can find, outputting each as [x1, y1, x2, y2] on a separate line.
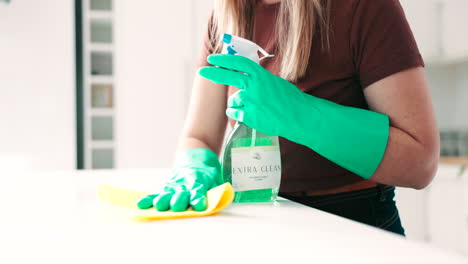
[227, 46, 238, 55]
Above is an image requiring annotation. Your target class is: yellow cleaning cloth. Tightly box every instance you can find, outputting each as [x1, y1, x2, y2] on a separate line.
[97, 183, 234, 221]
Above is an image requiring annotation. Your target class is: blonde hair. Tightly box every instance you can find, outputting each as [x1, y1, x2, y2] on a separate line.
[211, 0, 330, 82]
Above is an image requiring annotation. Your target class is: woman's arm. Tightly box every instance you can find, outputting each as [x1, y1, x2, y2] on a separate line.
[176, 74, 228, 155]
[365, 67, 440, 189]
[136, 75, 227, 212]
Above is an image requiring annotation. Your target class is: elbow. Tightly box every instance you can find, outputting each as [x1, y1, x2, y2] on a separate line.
[411, 137, 440, 190]
[411, 157, 438, 190]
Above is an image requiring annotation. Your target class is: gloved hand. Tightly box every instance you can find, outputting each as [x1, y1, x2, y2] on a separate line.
[137, 148, 221, 212]
[199, 54, 390, 179]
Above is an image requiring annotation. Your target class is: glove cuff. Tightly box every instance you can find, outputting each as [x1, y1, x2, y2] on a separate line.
[289, 94, 390, 180]
[174, 148, 222, 186]
[175, 148, 219, 166]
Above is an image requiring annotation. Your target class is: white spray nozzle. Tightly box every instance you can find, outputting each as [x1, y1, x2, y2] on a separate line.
[222, 33, 274, 64]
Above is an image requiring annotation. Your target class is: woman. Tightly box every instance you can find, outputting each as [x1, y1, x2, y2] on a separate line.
[138, 0, 439, 236]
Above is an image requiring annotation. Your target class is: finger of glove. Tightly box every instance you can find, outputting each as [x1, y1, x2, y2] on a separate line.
[226, 108, 245, 123]
[190, 190, 208, 212]
[198, 66, 248, 89]
[137, 194, 159, 209]
[227, 90, 246, 109]
[153, 191, 173, 211]
[207, 54, 258, 75]
[170, 189, 191, 212]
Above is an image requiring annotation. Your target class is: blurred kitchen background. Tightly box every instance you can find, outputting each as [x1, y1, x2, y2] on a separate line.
[0, 0, 467, 256]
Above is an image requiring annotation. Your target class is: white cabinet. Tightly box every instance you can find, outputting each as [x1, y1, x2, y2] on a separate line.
[400, 0, 468, 65]
[395, 187, 428, 241]
[461, 170, 468, 255]
[427, 165, 465, 253]
[441, 0, 468, 61]
[399, 0, 442, 62]
[397, 164, 468, 255]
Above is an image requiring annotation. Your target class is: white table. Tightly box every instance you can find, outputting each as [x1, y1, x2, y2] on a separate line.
[0, 169, 466, 264]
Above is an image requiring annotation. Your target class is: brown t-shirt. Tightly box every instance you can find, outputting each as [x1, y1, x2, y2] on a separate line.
[196, 0, 424, 193]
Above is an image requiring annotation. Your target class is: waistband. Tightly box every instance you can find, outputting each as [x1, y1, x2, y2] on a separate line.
[279, 184, 395, 207]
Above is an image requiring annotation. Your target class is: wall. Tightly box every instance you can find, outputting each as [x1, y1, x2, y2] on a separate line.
[114, 0, 213, 168]
[426, 64, 457, 130]
[426, 61, 468, 130]
[452, 63, 468, 129]
[0, 0, 76, 170]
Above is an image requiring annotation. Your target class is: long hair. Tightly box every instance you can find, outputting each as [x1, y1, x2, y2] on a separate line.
[211, 0, 330, 82]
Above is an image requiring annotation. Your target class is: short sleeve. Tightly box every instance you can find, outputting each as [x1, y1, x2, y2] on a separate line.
[195, 13, 216, 69]
[351, 0, 424, 88]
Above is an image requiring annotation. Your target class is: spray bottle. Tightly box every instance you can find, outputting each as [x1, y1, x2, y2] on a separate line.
[220, 34, 282, 203]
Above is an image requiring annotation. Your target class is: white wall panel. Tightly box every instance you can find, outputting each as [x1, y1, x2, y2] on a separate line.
[0, 0, 76, 170]
[114, 1, 213, 168]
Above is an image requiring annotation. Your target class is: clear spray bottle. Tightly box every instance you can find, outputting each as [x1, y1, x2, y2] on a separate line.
[219, 34, 282, 203]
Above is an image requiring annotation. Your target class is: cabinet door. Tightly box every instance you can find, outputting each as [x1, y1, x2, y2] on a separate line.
[114, 1, 192, 168]
[427, 165, 465, 254]
[441, 0, 468, 61]
[399, 0, 442, 61]
[395, 187, 428, 241]
[461, 170, 468, 255]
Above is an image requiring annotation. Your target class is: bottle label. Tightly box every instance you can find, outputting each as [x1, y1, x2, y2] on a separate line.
[231, 146, 281, 192]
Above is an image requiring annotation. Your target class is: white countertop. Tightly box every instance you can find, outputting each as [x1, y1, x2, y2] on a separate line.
[0, 169, 466, 264]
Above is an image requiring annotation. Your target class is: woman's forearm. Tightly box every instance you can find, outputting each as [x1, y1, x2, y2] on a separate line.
[370, 126, 440, 189]
[175, 75, 228, 158]
[364, 68, 440, 190]
[177, 136, 222, 156]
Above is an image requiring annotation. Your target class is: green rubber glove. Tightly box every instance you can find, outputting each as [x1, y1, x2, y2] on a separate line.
[199, 54, 390, 179]
[137, 148, 221, 212]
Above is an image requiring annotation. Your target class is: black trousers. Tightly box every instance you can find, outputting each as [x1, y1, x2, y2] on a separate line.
[280, 185, 405, 236]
